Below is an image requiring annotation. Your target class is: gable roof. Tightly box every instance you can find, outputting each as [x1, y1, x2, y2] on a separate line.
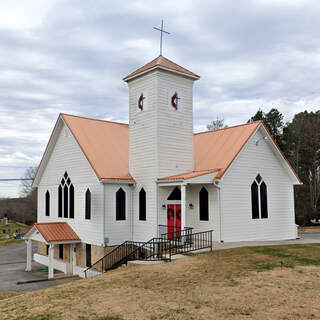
[34, 115, 300, 186]
[24, 222, 80, 243]
[61, 114, 134, 182]
[159, 121, 301, 183]
[123, 55, 200, 82]
[193, 121, 262, 179]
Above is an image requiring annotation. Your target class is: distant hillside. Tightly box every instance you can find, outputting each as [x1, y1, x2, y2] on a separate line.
[0, 193, 36, 225]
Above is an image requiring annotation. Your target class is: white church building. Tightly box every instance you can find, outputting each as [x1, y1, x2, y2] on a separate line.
[24, 55, 301, 278]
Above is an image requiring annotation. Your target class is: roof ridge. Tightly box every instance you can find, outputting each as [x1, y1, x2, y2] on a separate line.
[123, 55, 199, 81]
[35, 222, 68, 225]
[158, 55, 199, 76]
[61, 113, 128, 126]
[194, 120, 262, 136]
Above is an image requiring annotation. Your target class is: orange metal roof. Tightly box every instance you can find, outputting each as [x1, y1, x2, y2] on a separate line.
[194, 121, 262, 179]
[24, 222, 80, 243]
[123, 55, 200, 81]
[158, 169, 221, 181]
[44, 115, 298, 184]
[61, 114, 134, 182]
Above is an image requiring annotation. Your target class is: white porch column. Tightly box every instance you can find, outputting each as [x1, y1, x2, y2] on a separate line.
[25, 239, 32, 271]
[181, 184, 186, 231]
[48, 244, 54, 279]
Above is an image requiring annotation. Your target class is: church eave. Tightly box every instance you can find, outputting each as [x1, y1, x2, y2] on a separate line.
[123, 65, 200, 82]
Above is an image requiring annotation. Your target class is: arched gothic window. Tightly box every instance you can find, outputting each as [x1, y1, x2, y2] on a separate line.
[116, 188, 126, 220]
[58, 172, 74, 219]
[45, 191, 50, 217]
[85, 189, 91, 220]
[139, 188, 146, 221]
[251, 174, 268, 219]
[199, 187, 209, 221]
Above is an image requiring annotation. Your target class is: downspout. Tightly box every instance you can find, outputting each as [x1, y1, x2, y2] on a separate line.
[101, 183, 105, 247]
[130, 184, 134, 241]
[213, 179, 223, 242]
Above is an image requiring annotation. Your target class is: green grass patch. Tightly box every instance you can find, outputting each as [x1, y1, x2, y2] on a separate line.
[248, 244, 320, 269]
[0, 221, 28, 246]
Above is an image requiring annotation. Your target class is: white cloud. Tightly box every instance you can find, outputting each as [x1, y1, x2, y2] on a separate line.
[0, 0, 320, 197]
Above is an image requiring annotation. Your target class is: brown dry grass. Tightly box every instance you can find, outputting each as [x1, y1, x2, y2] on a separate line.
[1, 244, 320, 320]
[0, 292, 22, 301]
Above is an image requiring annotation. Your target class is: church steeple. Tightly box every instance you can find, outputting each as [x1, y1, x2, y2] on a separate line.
[125, 55, 199, 179]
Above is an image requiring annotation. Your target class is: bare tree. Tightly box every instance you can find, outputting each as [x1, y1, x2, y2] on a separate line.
[20, 167, 37, 197]
[207, 117, 228, 131]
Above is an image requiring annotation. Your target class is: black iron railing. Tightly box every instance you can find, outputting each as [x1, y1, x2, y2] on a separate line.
[84, 230, 213, 278]
[125, 236, 172, 262]
[159, 225, 193, 242]
[167, 230, 213, 257]
[84, 240, 144, 277]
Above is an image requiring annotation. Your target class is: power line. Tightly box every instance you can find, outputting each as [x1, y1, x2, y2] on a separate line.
[0, 179, 33, 181]
[0, 165, 37, 169]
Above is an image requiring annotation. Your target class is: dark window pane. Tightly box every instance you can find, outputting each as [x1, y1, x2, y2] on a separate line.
[61, 179, 65, 186]
[86, 244, 91, 267]
[59, 244, 64, 259]
[167, 187, 181, 200]
[46, 245, 49, 256]
[251, 181, 259, 219]
[116, 188, 126, 220]
[260, 181, 268, 218]
[45, 191, 50, 217]
[85, 189, 91, 220]
[199, 187, 209, 221]
[69, 184, 74, 219]
[256, 174, 262, 184]
[67, 178, 71, 186]
[58, 186, 62, 217]
[64, 185, 68, 218]
[64, 172, 68, 179]
[139, 188, 146, 221]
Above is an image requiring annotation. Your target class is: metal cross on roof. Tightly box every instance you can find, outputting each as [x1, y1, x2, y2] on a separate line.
[153, 20, 170, 56]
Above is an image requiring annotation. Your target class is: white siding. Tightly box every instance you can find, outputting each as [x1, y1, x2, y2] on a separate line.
[157, 72, 194, 177]
[37, 122, 105, 246]
[128, 72, 159, 241]
[185, 185, 219, 240]
[104, 184, 133, 245]
[158, 185, 219, 240]
[220, 127, 296, 242]
[127, 70, 196, 242]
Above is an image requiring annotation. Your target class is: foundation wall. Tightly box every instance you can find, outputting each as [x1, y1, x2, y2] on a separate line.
[38, 242, 47, 256]
[37, 241, 119, 269]
[75, 243, 118, 268]
[37, 243, 71, 263]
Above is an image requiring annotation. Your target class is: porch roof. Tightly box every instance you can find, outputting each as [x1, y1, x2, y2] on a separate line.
[158, 168, 220, 182]
[23, 222, 81, 244]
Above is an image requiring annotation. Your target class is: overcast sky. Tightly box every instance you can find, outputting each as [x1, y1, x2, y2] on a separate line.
[1, 0, 320, 197]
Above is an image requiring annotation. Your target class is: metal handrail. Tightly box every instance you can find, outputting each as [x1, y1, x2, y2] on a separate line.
[160, 226, 193, 241]
[84, 230, 213, 278]
[84, 240, 144, 277]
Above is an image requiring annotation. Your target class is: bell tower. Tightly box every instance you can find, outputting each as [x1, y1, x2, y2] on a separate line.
[123, 55, 200, 180]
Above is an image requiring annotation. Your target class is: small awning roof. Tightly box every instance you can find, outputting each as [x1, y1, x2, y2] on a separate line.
[23, 222, 81, 244]
[158, 168, 221, 182]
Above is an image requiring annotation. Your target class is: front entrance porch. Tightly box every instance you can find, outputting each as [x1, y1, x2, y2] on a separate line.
[157, 172, 220, 241]
[23, 222, 80, 279]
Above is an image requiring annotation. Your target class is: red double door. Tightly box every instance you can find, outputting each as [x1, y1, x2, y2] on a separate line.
[167, 204, 181, 240]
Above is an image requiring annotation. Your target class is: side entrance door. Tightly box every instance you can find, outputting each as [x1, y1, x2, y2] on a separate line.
[167, 204, 181, 240]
